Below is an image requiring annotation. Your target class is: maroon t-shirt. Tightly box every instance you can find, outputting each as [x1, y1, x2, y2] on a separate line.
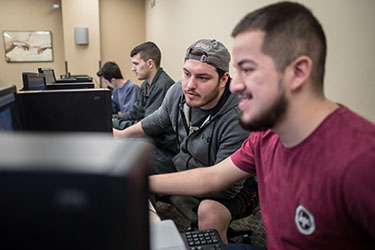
[231, 105, 375, 250]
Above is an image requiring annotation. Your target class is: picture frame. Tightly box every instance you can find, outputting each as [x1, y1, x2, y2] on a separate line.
[3, 30, 53, 62]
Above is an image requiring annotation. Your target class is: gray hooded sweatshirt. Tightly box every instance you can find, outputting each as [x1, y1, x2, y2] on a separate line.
[141, 81, 250, 199]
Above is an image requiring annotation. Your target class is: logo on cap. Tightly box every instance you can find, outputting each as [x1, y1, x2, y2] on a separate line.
[194, 42, 212, 51]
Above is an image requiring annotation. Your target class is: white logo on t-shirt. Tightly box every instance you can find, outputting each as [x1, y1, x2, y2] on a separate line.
[295, 204, 316, 235]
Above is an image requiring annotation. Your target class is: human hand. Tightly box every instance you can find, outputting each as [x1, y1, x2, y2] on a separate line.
[36, 44, 52, 54]
[5, 40, 30, 53]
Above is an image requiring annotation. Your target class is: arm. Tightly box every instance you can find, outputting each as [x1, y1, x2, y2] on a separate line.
[149, 156, 252, 196]
[113, 121, 145, 138]
[116, 83, 147, 122]
[5, 40, 30, 53]
[112, 99, 119, 114]
[120, 84, 140, 113]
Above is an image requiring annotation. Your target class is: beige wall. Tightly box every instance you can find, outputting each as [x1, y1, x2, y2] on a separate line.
[0, 0, 65, 90]
[145, 0, 375, 122]
[99, 0, 145, 86]
[61, 0, 101, 87]
[0, 0, 145, 89]
[1, 0, 373, 122]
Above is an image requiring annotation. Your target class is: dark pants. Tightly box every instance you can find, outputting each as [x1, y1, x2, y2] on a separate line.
[152, 152, 259, 223]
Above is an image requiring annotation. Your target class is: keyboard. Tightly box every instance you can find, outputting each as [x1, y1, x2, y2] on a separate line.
[181, 229, 226, 250]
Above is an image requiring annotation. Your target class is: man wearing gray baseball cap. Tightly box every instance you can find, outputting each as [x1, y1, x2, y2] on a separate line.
[114, 39, 257, 243]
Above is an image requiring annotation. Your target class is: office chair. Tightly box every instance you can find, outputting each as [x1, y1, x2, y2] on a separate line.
[156, 176, 259, 244]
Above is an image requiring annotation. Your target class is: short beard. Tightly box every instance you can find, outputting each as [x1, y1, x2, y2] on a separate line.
[239, 89, 288, 132]
[185, 80, 221, 109]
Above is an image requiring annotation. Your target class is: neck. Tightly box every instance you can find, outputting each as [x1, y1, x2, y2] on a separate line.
[117, 79, 127, 88]
[146, 68, 159, 85]
[200, 86, 226, 110]
[273, 94, 339, 148]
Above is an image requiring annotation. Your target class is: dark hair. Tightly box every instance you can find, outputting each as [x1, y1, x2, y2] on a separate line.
[232, 1, 326, 93]
[130, 41, 161, 68]
[96, 61, 123, 81]
[186, 48, 227, 80]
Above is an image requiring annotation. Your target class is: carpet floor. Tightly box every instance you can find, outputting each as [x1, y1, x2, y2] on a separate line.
[154, 201, 267, 248]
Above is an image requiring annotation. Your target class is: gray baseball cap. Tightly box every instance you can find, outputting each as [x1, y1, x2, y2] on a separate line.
[185, 39, 230, 72]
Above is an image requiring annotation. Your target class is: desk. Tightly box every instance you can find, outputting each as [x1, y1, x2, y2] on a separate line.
[149, 200, 160, 222]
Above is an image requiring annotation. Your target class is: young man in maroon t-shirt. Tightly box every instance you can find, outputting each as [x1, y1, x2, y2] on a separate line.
[149, 2, 375, 250]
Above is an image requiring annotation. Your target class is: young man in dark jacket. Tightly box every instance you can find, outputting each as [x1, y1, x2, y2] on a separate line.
[112, 41, 174, 130]
[114, 39, 255, 243]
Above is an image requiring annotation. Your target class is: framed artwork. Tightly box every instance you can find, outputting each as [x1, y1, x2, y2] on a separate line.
[3, 30, 53, 62]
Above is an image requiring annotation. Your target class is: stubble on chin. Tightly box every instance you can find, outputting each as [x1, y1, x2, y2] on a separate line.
[238, 92, 288, 132]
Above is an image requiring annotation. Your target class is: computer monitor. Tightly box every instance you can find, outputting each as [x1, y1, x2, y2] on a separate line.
[38, 68, 94, 89]
[16, 88, 112, 132]
[22, 72, 47, 90]
[38, 67, 93, 84]
[0, 85, 21, 131]
[37, 67, 56, 84]
[0, 133, 153, 250]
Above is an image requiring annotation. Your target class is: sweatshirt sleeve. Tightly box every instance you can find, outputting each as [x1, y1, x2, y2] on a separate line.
[141, 83, 180, 136]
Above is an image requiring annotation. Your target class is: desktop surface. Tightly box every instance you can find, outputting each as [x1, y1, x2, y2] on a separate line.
[151, 220, 188, 250]
[46, 81, 94, 89]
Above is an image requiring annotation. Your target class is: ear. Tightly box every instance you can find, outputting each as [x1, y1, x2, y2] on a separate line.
[220, 72, 230, 88]
[147, 59, 154, 69]
[288, 56, 312, 91]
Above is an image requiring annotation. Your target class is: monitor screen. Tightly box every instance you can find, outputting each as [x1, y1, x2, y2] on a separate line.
[0, 85, 21, 131]
[0, 133, 153, 250]
[38, 67, 56, 84]
[16, 88, 113, 133]
[22, 72, 46, 90]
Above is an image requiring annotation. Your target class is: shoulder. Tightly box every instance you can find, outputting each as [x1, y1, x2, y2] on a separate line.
[320, 105, 374, 151]
[128, 80, 139, 87]
[112, 87, 119, 94]
[156, 69, 175, 85]
[164, 81, 182, 99]
[123, 80, 139, 90]
[328, 105, 373, 131]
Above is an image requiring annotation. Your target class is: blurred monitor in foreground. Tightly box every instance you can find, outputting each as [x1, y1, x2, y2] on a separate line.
[0, 133, 153, 250]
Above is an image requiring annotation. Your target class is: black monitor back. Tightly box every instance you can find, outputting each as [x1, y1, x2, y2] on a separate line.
[38, 67, 94, 87]
[16, 88, 112, 132]
[37, 67, 56, 84]
[22, 72, 47, 90]
[0, 133, 153, 250]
